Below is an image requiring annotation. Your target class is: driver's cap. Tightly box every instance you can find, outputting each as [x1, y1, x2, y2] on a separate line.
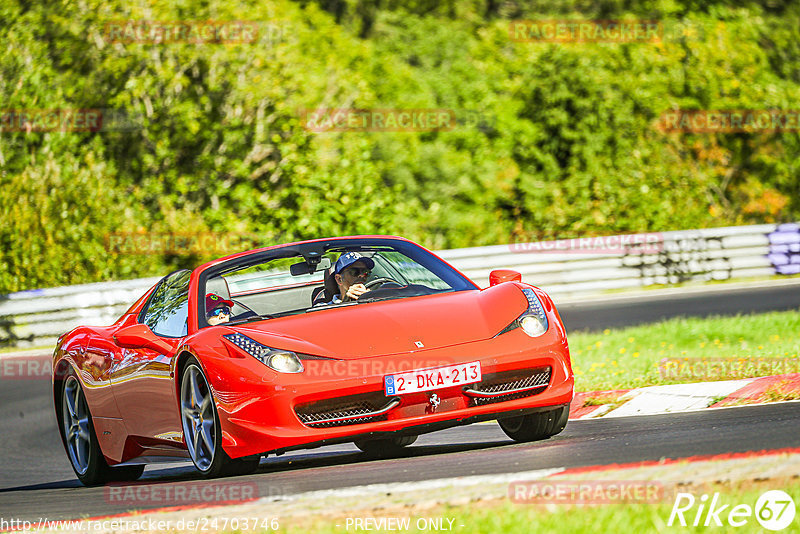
[205, 293, 234, 315]
[334, 251, 375, 274]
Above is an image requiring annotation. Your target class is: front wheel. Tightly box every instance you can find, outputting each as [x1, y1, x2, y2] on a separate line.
[180, 358, 259, 477]
[498, 404, 570, 442]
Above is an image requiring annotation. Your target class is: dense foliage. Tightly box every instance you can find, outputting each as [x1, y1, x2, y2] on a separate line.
[2, 0, 799, 292]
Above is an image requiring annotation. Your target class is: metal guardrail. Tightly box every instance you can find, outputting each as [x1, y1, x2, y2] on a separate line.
[0, 277, 161, 349]
[1, 223, 797, 348]
[436, 224, 785, 296]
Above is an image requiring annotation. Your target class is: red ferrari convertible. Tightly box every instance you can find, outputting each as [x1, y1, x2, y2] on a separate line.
[52, 236, 573, 485]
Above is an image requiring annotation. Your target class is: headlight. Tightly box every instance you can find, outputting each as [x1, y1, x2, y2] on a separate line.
[519, 314, 547, 337]
[496, 287, 549, 338]
[264, 350, 304, 373]
[223, 333, 304, 373]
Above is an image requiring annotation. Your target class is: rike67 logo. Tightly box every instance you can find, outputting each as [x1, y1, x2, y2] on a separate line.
[668, 490, 796, 530]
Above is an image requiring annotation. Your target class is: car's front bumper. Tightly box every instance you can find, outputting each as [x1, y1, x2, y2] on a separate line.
[213, 327, 573, 458]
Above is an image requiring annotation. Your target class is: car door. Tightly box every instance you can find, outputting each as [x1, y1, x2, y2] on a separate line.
[110, 270, 189, 447]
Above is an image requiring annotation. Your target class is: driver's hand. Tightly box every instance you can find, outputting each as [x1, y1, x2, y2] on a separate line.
[345, 283, 370, 301]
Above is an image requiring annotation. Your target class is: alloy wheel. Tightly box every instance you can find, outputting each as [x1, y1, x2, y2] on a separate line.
[62, 376, 91, 475]
[180, 364, 216, 471]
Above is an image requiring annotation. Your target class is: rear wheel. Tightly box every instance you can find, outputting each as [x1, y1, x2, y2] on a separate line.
[498, 404, 570, 442]
[354, 435, 417, 456]
[180, 358, 259, 477]
[59, 372, 144, 486]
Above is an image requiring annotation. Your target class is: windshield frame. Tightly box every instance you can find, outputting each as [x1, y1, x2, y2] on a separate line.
[195, 237, 477, 329]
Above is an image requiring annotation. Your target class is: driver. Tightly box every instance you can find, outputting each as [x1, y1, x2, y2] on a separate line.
[206, 293, 234, 325]
[327, 251, 375, 304]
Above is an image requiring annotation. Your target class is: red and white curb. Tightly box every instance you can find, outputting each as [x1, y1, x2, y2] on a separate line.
[570, 373, 800, 420]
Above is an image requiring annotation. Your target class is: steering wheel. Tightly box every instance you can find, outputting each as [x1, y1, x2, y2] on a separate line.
[364, 277, 403, 290]
[340, 278, 406, 303]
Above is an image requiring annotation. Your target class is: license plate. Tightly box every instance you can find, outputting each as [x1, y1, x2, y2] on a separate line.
[384, 361, 481, 395]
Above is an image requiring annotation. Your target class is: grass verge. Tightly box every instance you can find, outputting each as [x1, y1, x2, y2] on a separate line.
[568, 308, 800, 392]
[280, 477, 800, 534]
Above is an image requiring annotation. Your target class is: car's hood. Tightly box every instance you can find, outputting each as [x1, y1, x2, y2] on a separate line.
[229, 284, 528, 359]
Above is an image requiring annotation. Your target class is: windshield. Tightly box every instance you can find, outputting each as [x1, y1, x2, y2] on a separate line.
[198, 239, 475, 327]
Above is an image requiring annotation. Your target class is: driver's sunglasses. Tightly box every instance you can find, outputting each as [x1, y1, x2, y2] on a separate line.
[210, 306, 231, 317]
[345, 267, 371, 277]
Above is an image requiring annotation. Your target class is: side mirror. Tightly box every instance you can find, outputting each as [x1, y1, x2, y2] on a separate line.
[489, 269, 522, 286]
[114, 324, 175, 354]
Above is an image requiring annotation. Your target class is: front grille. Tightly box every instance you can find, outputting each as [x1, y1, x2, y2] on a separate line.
[465, 367, 551, 406]
[295, 392, 398, 428]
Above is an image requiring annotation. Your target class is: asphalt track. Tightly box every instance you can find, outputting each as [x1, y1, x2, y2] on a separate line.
[0, 282, 798, 522]
[557, 279, 800, 332]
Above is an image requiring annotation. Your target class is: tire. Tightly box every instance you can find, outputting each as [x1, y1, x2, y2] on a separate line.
[498, 404, 570, 443]
[354, 435, 417, 456]
[59, 371, 144, 486]
[180, 357, 259, 478]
